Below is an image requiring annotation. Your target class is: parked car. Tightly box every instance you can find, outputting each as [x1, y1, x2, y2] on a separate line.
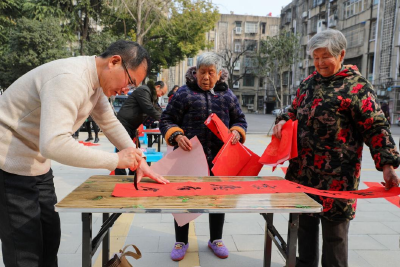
[272, 108, 282, 116]
[112, 95, 129, 113]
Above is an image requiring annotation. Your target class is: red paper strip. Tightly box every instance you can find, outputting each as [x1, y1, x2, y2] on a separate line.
[78, 141, 100, 146]
[259, 120, 297, 167]
[212, 135, 252, 176]
[112, 180, 400, 199]
[205, 113, 263, 176]
[204, 113, 230, 142]
[364, 182, 400, 208]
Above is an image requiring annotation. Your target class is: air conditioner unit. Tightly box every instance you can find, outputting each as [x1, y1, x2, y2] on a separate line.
[317, 20, 326, 33]
[233, 83, 240, 88]
[302, 11, 308, 19]
[234, 62, 240, 70]
[235, 27, 242, 34]
[298, 62, 303, 68]
[328, 15, 337, 27]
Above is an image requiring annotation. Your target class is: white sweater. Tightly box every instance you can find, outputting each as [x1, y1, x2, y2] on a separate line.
[0, 56, 134, 176]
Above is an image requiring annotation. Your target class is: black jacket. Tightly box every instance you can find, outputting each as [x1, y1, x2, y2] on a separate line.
[117, 85, 162, 138]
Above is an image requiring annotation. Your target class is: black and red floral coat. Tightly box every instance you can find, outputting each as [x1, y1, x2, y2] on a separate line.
[277, 65, 400, 221]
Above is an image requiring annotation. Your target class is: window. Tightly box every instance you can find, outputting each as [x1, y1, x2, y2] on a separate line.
[370, 20, 376, 41]
[270, 25, 279, 36]
[242, 95, 254, 105]
[258, 96, 264, 109]
[259, 77, 264, 87]
[187, 58, 193, 67]
[245, 40, 257, 52]
[342, 23, 364, 48]
[243, 75, 255, 87]
[244, 57, 256, 68]
[261, 22, 266, 34]
[234, 41, 242, 52]
[344, 0, 368, 19]
[373, 0, 379, 5]
[245, 22, 258, 33]
[308, 16, 318, 34]
[235, 21, 242, 27]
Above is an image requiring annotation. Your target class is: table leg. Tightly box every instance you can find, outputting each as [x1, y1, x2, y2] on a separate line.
[147, 135, 152, 148]
[102, 213, 110, 266]
[157, 136, 161, 152]
[263, 213, 273, 267]
[286, 214, 299, 267]
[82, 213, 93, 267]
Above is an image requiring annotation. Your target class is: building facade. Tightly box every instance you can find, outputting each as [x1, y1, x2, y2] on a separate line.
[281, 0, 400, 121]
[161, 13, 280, 113]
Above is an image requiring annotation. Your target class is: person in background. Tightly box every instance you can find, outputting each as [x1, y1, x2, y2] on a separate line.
[167, 84, 179, 102]
[273, 29, 400, 267]
[381, 100, 391, 124]
[0, 40, 168, 267]
[160, 52, 247, 261]
[115, 80, 167, 175]
[85, 115, 100, 143]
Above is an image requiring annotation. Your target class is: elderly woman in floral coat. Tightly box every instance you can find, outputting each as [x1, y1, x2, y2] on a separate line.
[274, 29, 400, 267]
[160, 52, 247, 261]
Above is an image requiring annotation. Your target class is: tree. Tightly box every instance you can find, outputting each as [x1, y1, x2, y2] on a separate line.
[105, 0, 219, 71]
[22, 0, 104, 55]
[255, 31, 300, 109]
[0, 17, 70, 89]
[0, 0, 21, 49]
[218, 40, 251, 89]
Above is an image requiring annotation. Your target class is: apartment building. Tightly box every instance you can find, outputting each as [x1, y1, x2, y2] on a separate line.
[281, 0, 400, 121]
[161, 13, 280, 113]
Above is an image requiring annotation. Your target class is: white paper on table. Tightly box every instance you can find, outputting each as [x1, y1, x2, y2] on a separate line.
[150, 136, 209, 226]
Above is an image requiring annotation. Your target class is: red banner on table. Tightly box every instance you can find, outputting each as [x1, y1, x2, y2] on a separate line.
[112, 180, 400, 199]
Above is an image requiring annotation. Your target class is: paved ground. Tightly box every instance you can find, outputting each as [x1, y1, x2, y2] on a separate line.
[1, 113, 400, 267]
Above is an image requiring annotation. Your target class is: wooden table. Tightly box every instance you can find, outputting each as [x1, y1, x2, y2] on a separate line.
[142, 129, 162, 152]
[56, 175, 322, 267]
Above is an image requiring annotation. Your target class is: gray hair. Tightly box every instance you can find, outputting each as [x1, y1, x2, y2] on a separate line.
[308, 29, 347, 59]
[196, 52, 222, 72]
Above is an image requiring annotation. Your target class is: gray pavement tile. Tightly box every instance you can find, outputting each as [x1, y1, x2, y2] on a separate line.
[369, 234, 400, 250]
[232, 234, 264, 251]
[348, 235, 388, 250]
[158, 235, 179, 252]
[127, 222, 175, 236]
[355, 250, 400, 267]
[125, 252, 178, 267]
[196, 235, 237, 252]
[57, 253, 83, 267]
[349, 222, 398, 235]
[354, 211, 400, 222]
[225, 213, 265, 223]
[199, 250, 284, 267]
[194, 221, 263, 236]
[383, 221, 400, 233]
[133, 213, 162, 223]
[347, 250, 374, 267]
[124, 236, 160, 253]
[160, 213, 175, 223]
[356, 202, 400, 212]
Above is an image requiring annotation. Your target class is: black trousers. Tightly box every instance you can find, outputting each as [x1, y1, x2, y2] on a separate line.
[0, 169, 61, 267]
[174, 213, 225, 244]
[296, 214, 350, 267]
[86, 120, 99, 138]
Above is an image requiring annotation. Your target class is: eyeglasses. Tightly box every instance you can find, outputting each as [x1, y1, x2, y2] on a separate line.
[121, 59, 136, 89]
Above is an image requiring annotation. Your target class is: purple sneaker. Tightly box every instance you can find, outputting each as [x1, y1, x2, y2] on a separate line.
[170, 242, 189, 261]
[208, 239, 229, 259]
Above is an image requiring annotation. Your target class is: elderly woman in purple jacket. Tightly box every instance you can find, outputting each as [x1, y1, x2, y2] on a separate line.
[160, 52, 247, 261]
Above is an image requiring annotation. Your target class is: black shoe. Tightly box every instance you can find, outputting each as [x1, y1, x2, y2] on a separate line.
[85, 137, 93, 142]
[94, 137, 99, 143]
